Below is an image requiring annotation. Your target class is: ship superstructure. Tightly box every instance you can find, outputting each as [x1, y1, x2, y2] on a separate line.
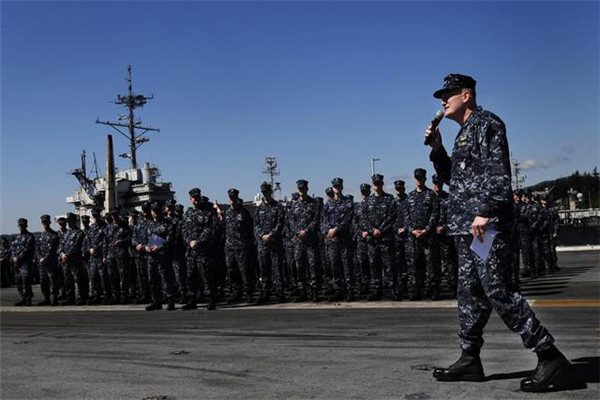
[66, 66, 174, 215]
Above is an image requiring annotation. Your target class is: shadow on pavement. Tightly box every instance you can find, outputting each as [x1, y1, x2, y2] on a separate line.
[485, 356, 599, 392]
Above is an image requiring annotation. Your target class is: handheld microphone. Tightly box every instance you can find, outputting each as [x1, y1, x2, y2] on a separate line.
[424, 110, 444, 145]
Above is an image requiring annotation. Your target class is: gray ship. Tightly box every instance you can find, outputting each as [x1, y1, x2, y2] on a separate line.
[66, 66, 174, 216]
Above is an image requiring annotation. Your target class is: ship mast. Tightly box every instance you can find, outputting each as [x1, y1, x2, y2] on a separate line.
[96, 65, 159, 169]
[511, 153, 526, 191]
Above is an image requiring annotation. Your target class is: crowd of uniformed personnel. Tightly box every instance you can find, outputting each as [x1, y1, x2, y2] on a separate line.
[1, 170, 560, 310]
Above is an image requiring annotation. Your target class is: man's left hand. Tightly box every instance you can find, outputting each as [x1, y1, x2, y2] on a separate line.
[471, 216, 490, 241]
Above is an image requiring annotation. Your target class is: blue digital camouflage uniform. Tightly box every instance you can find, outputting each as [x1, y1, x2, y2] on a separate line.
[167, 213, 187, 298]
[433, 189, 458, 294]
[224, 202, 256, 297]
[132, 217, 151, 300]
[282, 204, 298, 293]
[11, 230, 36, 300]
[82, 220, 106, 301]
[289, 195, 322, 294]
[539, 204, 557, 273]
[182, 205, 218, 302]
[430, 105, 554, 353]
[394, 193, 409, 293]
[529, 201, 550, 276]
[146, 217, 178, 304]
[254, 198, 286, 296]
[320, 196, 355, 295]
[36, 226, 60, 300]
[58, 227, 89, 303]
[518, 200, 536, 277]
[353, 199, 371, 293]
[364, 192, 398, 296]
[103, 221, 131, 302]
[405, 187, 440, 296]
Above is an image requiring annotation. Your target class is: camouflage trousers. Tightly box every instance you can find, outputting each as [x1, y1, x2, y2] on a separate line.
[62, 261, 89, 303]
[225, 245, 255, 295]
[325, 239, 355, 293]
[455, 234, 554, 353]
[283, 239, 297, 291]
[367, 238, 397, 290]
[435, 234, 458, 292]
[257, 242, 285, 293]
[103, 256, 128, 301]
[87, 256, 104, 299]
[39, 260, 61, 298]
[186, 251, 215, 300]
[134, 254, 151, 299]
[293, 238, 321, 291]
[394, 237, 409, 290]
[517, 226, 535, 275]
[410, 235, 440, 292]
[15, 261, 33, 299]
[355, 239, 370, 289]
[148, 254, 178, 303]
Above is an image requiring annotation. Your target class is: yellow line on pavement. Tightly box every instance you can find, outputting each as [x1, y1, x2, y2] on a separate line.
[530, 299, 600, 308]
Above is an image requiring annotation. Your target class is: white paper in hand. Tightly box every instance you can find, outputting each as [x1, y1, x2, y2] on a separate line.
[470, 230, 498, 261]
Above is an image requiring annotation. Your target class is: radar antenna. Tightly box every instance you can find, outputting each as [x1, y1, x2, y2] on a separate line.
[96, 65, 159, 169]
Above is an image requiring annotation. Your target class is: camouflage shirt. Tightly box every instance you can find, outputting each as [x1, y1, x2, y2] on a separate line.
[224, 205, 254, 248]
[58, 228, 85, 265]
[430, 106, 513, 235]
[146, 218, 175, 258]
[182, 207, 218, 252]
[82, 221, 106, 259]
[11, 231, 35, 266]
[405, 188, 439, 233]
[353, 200, 369, 241]
[289, 196, 320, 242]
[36, 228, 59, 266]
[103, 222, 131, 260]
[433, 189, 450, 230]
[320, 196, 354, 241]
[254, 198, 285, 243]
[364, 192, 397, 240]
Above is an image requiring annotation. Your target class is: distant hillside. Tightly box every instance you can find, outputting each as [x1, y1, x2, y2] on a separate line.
[526, 168, 600, 209]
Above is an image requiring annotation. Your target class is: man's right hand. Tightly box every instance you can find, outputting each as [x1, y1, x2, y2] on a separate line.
[190, 240, 197, 249]
[425, 126, 442, 150]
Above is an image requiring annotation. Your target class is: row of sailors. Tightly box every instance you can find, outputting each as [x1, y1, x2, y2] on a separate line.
[3, 170, 558, 309]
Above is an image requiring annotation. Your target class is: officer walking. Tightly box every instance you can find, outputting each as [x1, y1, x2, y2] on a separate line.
[11, 218, 36, 306]
[425, 73, 568, 391]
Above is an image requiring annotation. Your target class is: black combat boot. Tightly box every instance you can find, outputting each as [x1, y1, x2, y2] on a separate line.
[430, 285, 440, 301]
[181, 299, 198, 310]
[409, 287, 422, 301]
[14, 298, 26, 307]
[61, 298, 76, 306]
[346, 289, 356, 302]
[207, 296, 217, 310]
[328, 290, 344, 302]
[245, 291, 254, 304]
[433, 350, 485, 382]
[51, 295, 59, 306]
[37, 297, 51, 306]
[227, 291, 243, 304]
[391, 287, 402, 301]
[256, 290, 270, 305]
[311, 288, 320, 303]
[145, 302, 162, 311]
[367, 288, 382, 301]
[520, 345, 570, 392]
[166, 299, 176, 311]
[294, 289, 308, 303]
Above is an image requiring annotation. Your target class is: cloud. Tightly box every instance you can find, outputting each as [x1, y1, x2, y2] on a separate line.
[561, 144, 575, 154]
[516, 155, 570, 172]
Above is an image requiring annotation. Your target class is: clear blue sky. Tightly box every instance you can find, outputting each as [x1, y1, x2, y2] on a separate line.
[1, 1, 598, 234]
